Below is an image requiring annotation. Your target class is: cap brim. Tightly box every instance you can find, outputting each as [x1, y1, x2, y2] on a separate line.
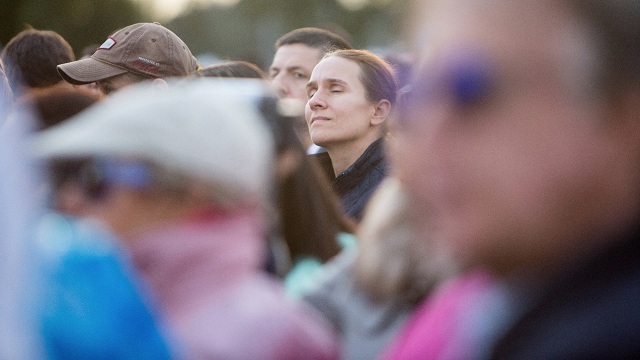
[57, 57, 128, 85]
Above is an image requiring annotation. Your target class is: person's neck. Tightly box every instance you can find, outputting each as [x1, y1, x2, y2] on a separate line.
[326, 134, 381, 177]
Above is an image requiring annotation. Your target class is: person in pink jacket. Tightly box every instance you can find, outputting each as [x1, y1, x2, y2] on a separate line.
[33, 78, 338, 359]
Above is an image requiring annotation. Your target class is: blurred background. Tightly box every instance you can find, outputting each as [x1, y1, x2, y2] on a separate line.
[0, 0, 409, 69]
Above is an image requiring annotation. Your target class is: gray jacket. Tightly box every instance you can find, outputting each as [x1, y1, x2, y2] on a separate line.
[302, 249, 414, 360]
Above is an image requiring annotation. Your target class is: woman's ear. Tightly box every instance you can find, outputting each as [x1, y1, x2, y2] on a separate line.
[371, 99, 391, 126]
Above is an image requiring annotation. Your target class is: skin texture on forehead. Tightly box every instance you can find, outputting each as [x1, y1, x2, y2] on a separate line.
[415, 0, 591, 83]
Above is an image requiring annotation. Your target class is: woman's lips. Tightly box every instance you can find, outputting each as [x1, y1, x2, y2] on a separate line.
[311, 116, 330, 124]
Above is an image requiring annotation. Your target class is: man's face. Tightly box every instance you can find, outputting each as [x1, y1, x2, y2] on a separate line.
[269, 44, 324, 101]
[397, 0, 640, 275]
[95, 73, 138, 96]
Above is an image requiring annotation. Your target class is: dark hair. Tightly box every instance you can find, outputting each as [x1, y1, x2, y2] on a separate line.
[275, 27, 352, 54]
[567, 0, 640, 99]
[197, 61, 266, 79]
[325, 49, 398, 106]
[0, 28, 75, 92]
[28, 87, 100, 130]
[260, 98, 355, 262]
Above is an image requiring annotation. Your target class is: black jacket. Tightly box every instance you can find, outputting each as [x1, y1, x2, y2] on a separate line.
[312, 139, 387, 221]
[490, 224, 640, 359]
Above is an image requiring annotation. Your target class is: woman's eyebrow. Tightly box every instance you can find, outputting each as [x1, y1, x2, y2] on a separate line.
[325, 78, 348, 86]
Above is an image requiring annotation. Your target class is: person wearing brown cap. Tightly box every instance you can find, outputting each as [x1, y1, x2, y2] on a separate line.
[57, 22, 198, 96]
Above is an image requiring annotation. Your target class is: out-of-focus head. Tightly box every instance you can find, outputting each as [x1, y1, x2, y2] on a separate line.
[354, 177, 455, 303]
[397, 0, 640, 276]
[22, 87, 101, 215]
[33, 79, 274, 241]
[28, 87, 101, 130]
[305, 49, 396, 152]
[0, 28, 75, 95]
[197, 61, 266, 79]
[269, 27, 352, 101]
[57, 23, 199, 95]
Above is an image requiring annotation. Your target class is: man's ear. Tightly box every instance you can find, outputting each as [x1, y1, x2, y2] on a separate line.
[152, 78, 169, 91]
[371, 99, 391, 126]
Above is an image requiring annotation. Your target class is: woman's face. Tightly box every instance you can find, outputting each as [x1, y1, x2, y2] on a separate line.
[304, 56, 378, 149]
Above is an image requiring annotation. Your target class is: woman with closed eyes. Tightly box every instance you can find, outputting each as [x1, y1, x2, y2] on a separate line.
[305, 49, 398, 221]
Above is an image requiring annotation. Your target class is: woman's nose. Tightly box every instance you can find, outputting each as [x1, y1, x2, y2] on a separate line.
[308, 92, 325, 109]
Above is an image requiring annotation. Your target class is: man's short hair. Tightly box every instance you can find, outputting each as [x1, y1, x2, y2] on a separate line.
[275, 27, 353, 54]
[0, 28, 75, 91]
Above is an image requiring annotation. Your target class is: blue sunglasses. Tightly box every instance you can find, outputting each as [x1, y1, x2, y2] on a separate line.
[78, 158, 154, 200]
[400, 50, 494, 125]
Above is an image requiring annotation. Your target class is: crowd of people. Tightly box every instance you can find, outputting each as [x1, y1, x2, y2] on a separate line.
[1, 0, 639, 358]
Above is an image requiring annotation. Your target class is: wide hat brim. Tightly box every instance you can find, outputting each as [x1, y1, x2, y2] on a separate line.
[57, 57, 128, 85]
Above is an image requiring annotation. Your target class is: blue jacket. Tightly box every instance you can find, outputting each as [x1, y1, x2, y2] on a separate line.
[37, 214, 173, 359]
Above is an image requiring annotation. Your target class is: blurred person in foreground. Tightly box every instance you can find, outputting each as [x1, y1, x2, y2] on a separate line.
[306, 49, 397, 221]
[269, 27, 352, 153]
[0, 28, 75, 99]
[0, 85, 170, 359]
[383, 0, 640, 358]
[25, 87, 101, 216]
[0, 62, 13, 118]
[33, 78, 338, 359]
[57, 22, 198, 96]
[0, 58, 42, 359]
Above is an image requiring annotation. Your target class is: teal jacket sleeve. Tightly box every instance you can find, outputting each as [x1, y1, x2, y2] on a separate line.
[36, 213, 173, 360]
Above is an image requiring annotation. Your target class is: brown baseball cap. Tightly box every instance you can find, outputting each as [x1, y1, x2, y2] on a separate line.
[57, 22, 198, 85]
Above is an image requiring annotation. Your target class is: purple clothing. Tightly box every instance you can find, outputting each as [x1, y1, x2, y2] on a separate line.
[129, 209, 339, 360]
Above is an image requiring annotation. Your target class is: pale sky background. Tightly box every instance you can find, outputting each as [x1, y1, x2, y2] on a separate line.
[136, 0, 376, 22]
[135, 0, 240, 21]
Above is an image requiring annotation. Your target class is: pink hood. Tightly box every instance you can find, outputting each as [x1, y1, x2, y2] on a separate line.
[130, 208, 338, 359]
